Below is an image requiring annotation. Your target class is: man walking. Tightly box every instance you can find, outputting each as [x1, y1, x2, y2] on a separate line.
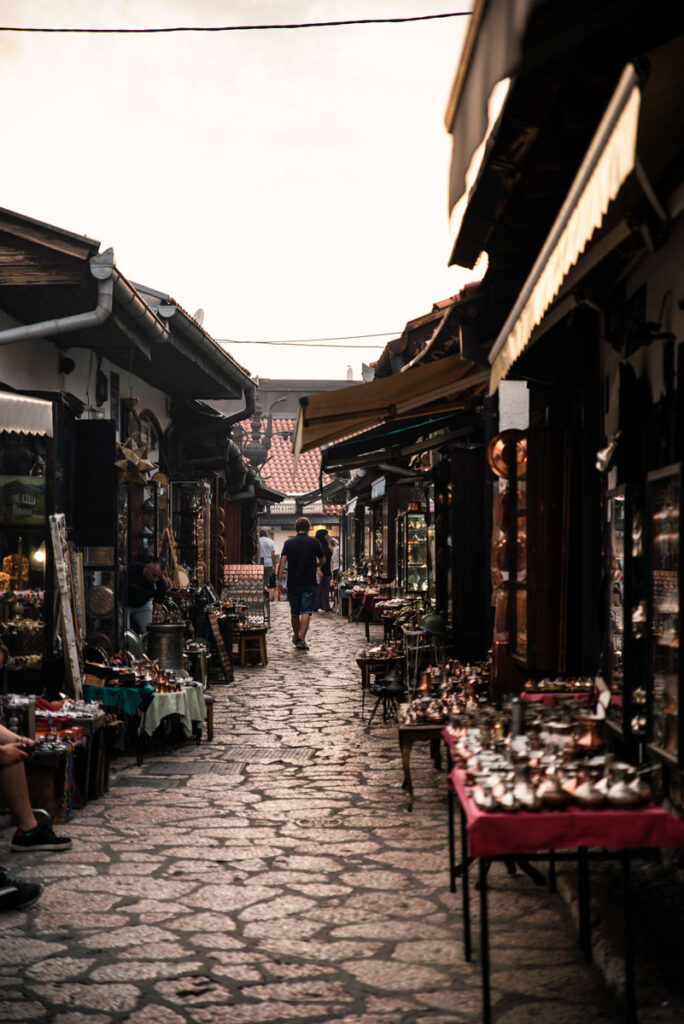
[277, 517, 323, 651]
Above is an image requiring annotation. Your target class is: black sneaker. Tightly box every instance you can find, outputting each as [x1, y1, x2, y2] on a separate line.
[10, 822, 72, 853]
[0, 867, 42, 910]
[292, 635, 299, 646]
[294, 638, 310, 650]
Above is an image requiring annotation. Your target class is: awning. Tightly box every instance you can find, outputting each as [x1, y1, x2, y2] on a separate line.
[0, 392, 53, 436]
[321, 409, 479, 472]
[293, 352, 489, 473]
[488, 64, 641, 392]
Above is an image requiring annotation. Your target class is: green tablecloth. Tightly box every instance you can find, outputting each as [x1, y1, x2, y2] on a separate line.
[83, 683, 156, 717]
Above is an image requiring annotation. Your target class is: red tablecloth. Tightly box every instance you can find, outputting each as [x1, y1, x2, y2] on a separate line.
[520, 691, 591, 707]
[447, 764, 684, 858]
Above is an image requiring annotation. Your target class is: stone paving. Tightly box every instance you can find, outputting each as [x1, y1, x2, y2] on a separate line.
[0, 603, 645, 1023]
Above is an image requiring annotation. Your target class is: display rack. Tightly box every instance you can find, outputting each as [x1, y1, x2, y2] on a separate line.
[222, 564, 268, 628]
[646, 464, 682, 765]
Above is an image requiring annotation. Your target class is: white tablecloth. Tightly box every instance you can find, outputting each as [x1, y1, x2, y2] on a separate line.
[141, 684, 207, 737]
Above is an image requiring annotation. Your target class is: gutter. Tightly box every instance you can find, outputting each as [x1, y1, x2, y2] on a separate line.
[157, 303, 255, 418]
[0, 248, 171, 349]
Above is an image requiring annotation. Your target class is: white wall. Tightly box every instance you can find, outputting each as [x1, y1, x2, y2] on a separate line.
[1, 334, 170, 437]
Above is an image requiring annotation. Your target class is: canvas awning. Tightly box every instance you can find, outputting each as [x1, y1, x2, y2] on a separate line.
[292, 352, 489, 473]
[488, 64, 641, 392]
[0, 392, 53, 436]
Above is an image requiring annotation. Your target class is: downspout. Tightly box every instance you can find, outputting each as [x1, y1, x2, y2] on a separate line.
[0, 248, 171, 347]
[0, 249, 116, 346]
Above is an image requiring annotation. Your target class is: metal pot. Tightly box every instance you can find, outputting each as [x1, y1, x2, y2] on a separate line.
[146, 622, 186, 672]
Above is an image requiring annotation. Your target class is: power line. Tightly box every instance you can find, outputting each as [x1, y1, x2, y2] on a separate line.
[0, 12, 471, 34]
[217, 331, 399, 348]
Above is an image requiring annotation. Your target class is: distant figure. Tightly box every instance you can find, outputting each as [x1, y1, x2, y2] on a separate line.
[330, 537, 340, 581]
[277, 517, 323, 651]
[313, 529, 333, 613]
[256, 529, 277, 585]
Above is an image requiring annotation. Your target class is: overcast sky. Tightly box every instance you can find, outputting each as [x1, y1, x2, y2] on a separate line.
[0, 0, 474, 381]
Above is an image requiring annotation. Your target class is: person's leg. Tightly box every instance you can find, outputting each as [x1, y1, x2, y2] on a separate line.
[289, 588, 302, 641]
[299, 612, 312, 641]
[297, 588, 316, 645]
[0, 764, 36, 832]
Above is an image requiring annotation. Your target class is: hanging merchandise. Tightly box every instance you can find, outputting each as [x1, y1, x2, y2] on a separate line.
[114, 433, 156, 486]
[48, 514, 83, 698]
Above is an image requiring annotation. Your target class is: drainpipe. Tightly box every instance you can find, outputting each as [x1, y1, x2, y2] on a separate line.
[0, 248, 170, 348]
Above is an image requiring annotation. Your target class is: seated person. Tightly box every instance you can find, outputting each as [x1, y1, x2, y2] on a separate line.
[126, 556, 167, 634]
[0, 719, 72, 853]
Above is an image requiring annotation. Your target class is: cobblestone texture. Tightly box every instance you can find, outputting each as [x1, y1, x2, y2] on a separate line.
[1, 603, 680, 1022]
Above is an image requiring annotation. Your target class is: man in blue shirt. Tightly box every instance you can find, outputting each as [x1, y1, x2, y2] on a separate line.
[277, 517, 323, 651]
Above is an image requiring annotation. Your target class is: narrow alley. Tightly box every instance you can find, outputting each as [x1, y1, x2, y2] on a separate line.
[2, 606, 620, 1024]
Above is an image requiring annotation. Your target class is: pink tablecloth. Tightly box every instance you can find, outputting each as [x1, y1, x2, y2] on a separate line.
[448, 764, 684, 858]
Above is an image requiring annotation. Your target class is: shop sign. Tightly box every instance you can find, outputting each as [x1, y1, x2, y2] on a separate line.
[371, 477, 386, 501]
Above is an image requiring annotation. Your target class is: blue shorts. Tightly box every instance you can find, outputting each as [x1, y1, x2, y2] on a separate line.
[288, 586, 316, 616]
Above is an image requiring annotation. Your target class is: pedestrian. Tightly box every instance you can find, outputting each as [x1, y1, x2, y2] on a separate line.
[330, 537, 340, 581]
[313, 529, 333, 613]
[256, 529, 277, 587]
[126, 556, 166, 634]
[277, 517, 324, 650]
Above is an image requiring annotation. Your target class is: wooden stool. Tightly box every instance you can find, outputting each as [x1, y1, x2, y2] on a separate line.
[239, 630, 267, 666]
[204, 694, 215, 741]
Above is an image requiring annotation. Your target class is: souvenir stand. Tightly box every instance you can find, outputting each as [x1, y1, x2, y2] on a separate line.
[222, 564, 268, 666]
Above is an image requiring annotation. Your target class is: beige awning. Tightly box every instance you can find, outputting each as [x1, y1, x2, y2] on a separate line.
[293, 352, 489, 474]
[0, 392, 53, 436]
[489, 64, 641, 392]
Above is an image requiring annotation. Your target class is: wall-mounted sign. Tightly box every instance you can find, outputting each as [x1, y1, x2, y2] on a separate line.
[371, 477, 386, 501]
[346, 498, 358, 514]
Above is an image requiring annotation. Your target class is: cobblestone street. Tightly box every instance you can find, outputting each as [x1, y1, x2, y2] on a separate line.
[1, 604, 620, 1024]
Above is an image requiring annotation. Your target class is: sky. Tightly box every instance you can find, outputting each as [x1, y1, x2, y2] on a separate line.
[0, 0, 475, 381]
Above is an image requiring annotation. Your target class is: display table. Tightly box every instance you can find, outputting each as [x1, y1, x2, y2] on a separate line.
[443, 746, 684, 1024]
[397, 706, 443, 811]
[83, 683, 206, 751]
[140, 683, 206, 738]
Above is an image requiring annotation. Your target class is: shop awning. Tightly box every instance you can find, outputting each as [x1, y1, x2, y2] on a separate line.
[0, 392, 53, 436]
[321, 409, 479, 472]
[292, 352, 489, 473]
[488, 64, 641, 392]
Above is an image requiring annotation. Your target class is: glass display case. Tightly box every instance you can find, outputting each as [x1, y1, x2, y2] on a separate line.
[647, 464, 682, 764]
[397, 510, 429, 593]
[371, 503, 384, 574]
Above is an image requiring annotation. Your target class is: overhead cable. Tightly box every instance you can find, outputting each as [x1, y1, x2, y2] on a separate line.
[0, 12, 471, 34]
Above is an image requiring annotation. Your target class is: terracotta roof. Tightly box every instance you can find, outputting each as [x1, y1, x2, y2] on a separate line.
[246, 417, 334, 495]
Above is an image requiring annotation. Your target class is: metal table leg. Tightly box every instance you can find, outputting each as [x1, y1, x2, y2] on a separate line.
[622, 850, 637, 1024]
[448, 788, 456, 893]
[578, 846, 592, 961]
[480, 857, 491, 1024]
[461, 806, 472, 961]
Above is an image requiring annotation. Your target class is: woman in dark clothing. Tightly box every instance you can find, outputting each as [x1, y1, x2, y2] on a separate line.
[313, 529, 333, 612]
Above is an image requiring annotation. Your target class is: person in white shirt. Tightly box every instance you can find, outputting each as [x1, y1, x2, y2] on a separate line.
[256, 530, 277, 584]
[330, 537, 340, 580]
